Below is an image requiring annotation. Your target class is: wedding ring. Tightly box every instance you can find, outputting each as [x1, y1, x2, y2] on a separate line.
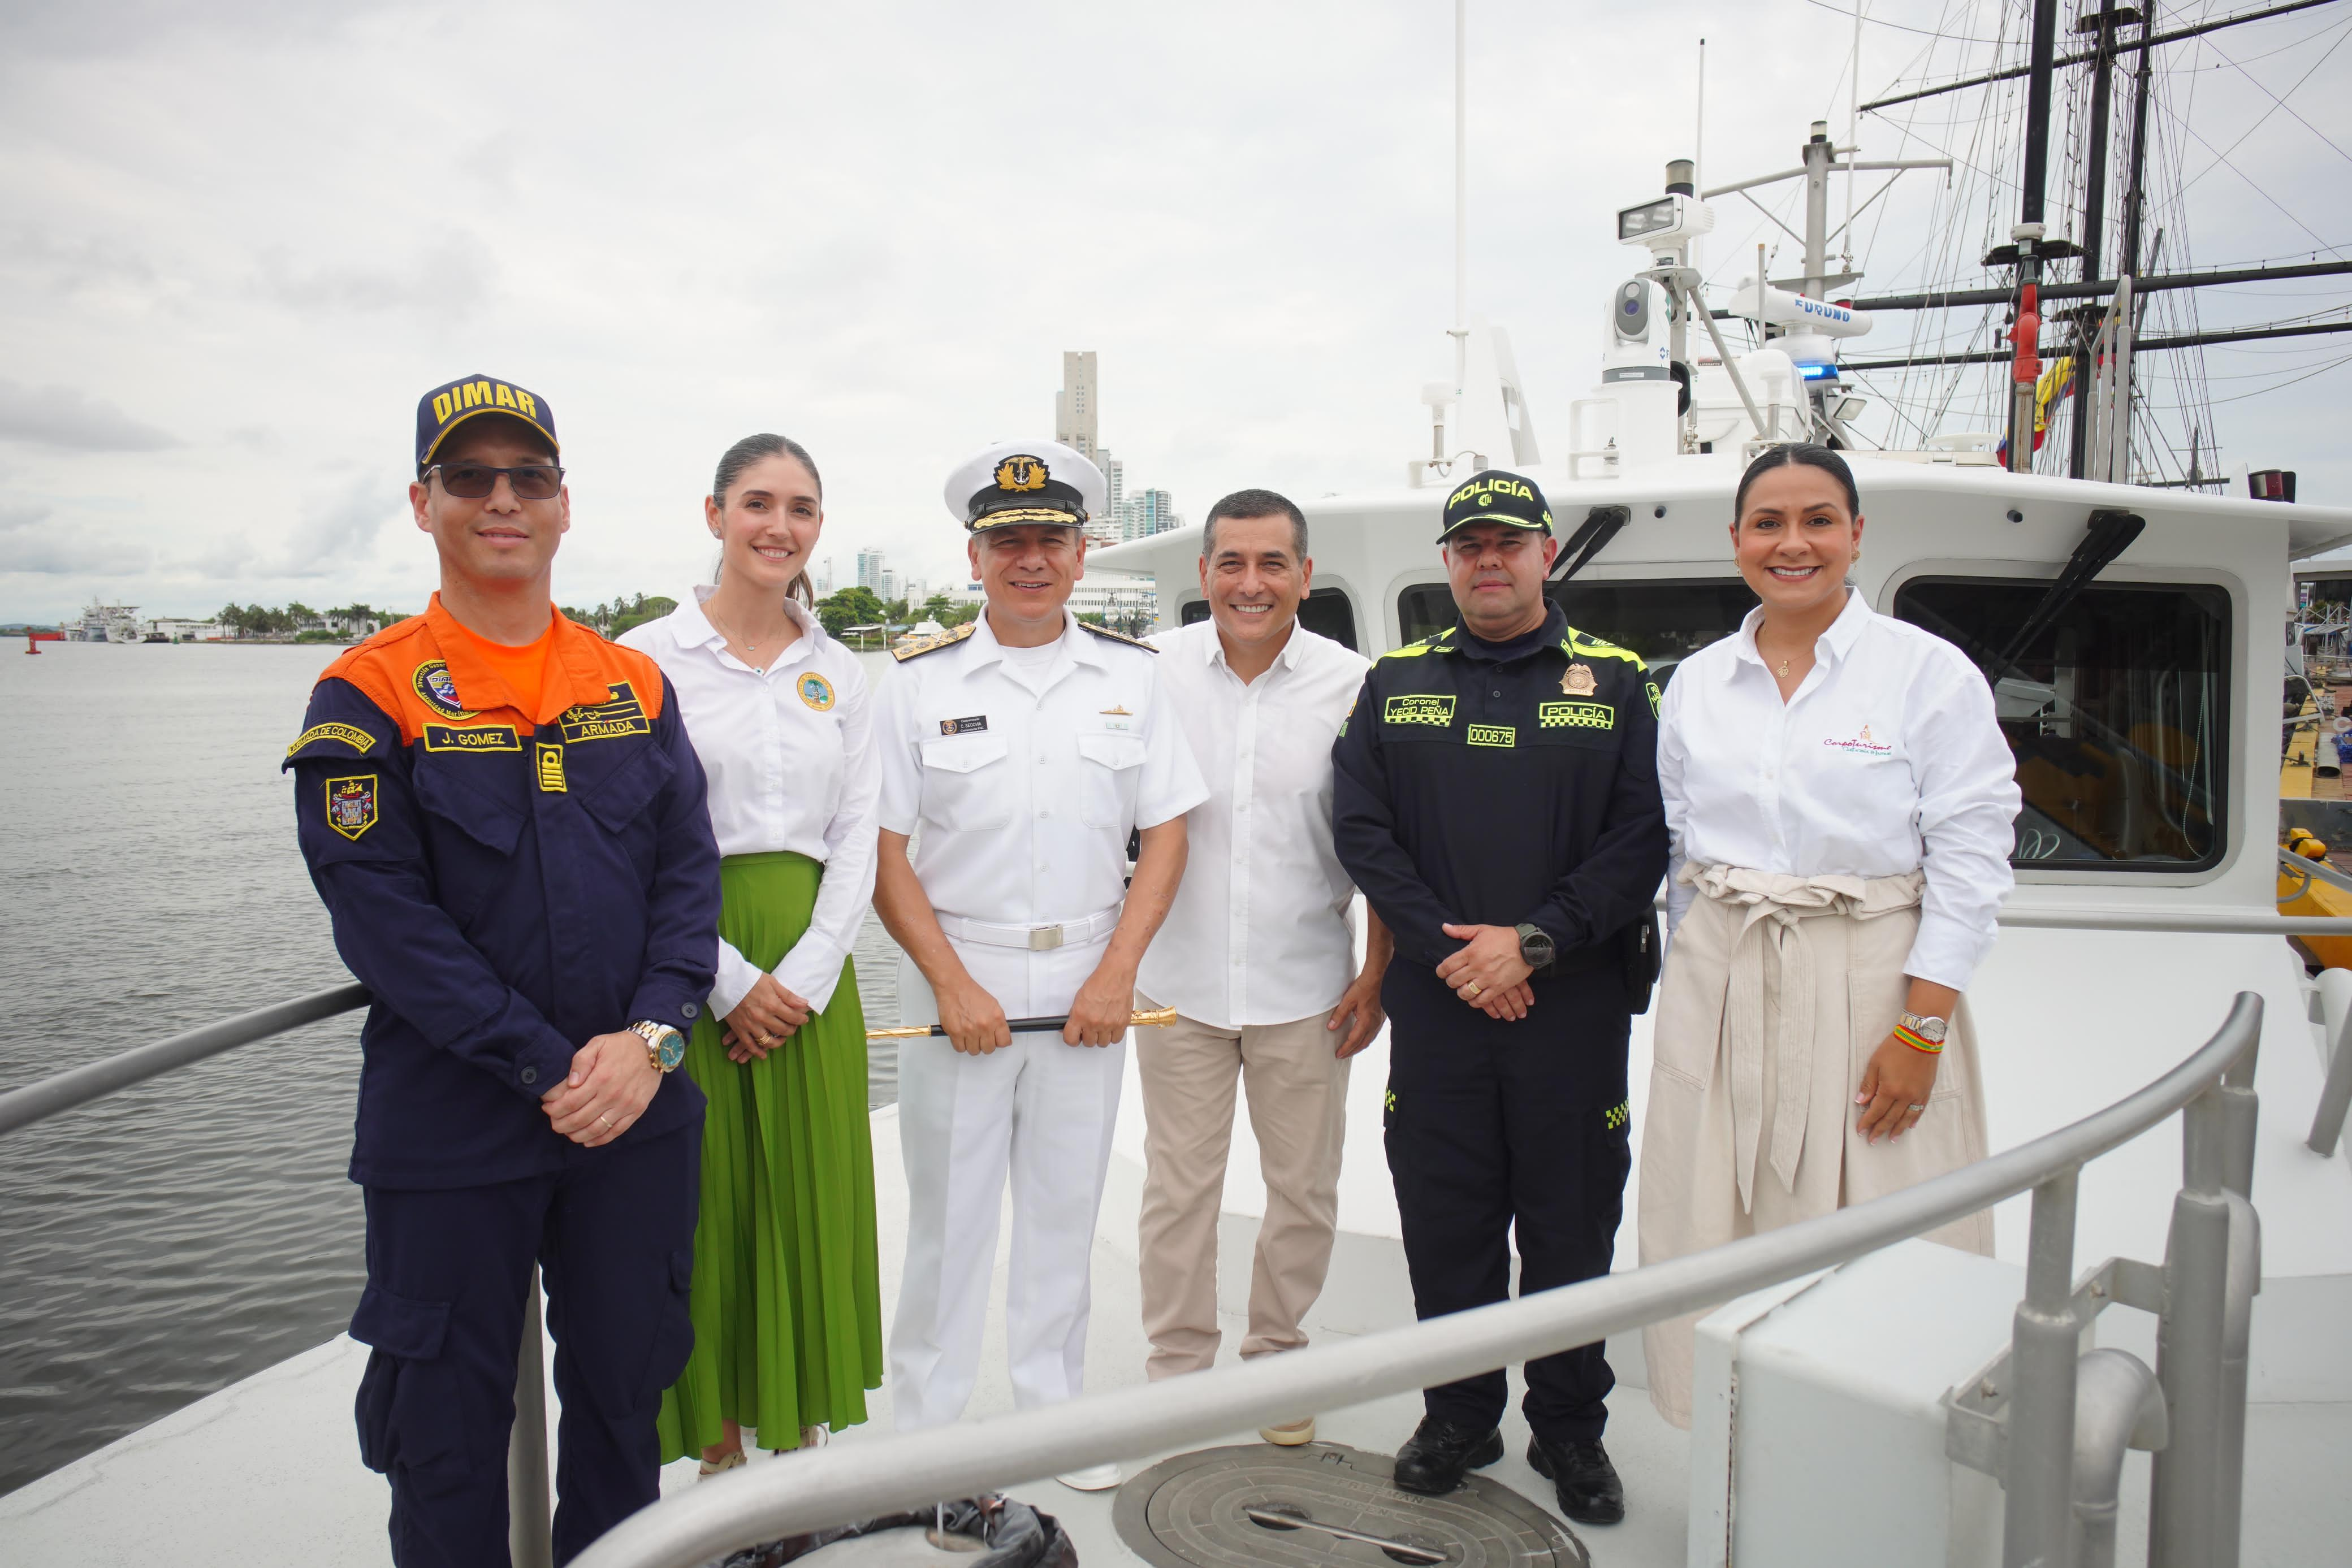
[1908, 1104, 1926, 1113]
[599, 1112, 616, 1128]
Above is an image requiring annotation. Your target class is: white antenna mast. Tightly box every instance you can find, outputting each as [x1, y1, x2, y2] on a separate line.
[1844, 5, 1861, 272]
[1450, 0, 1468, 402]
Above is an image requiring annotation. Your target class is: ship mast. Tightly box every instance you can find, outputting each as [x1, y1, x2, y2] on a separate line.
[2005, 0, 2064, 474]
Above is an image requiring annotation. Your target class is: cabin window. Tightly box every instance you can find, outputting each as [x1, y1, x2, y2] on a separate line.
[1181, 587, 1359, 652]
[1393, 578, 1756, 688]
[1893, 577, 2229, 871]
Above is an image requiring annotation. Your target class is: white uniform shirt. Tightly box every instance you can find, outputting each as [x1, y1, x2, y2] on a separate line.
[1658, 590, 2021, 991]
[875, 609, 1208, 924]
[620, 588, 877, 1017]
[1137, 619, 1370, 1029]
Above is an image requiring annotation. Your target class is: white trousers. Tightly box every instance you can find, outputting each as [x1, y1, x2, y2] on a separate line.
[889, 932, 1125, 1430]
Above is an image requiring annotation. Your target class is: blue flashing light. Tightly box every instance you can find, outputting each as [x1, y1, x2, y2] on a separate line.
[1798, 362, 1840, 380]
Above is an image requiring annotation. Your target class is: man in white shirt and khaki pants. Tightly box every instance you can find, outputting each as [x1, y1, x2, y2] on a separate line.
[1138, 488, 1392, 1444]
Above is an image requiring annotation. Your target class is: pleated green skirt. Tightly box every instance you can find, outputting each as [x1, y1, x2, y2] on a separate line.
[657, 851, 883, 1459]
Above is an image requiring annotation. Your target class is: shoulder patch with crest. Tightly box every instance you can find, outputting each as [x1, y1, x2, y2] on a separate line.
[1080, 622, 1157, 653]
[893, 622, 978, 662]
[325, 776, 379, 840]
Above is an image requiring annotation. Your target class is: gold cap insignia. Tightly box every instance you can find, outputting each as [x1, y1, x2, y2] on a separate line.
[1562, 662, 1597, 696]
[993, 454, 1048, 492]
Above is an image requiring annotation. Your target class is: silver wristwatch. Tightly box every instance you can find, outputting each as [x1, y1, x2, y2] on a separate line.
[1898, 1011, 1950, 1045]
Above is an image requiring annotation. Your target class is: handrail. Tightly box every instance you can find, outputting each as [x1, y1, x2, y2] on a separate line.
[0, 982, 369, 1138]
[571, 994, 2264, 1568]
[3, 900, 2335, 1142]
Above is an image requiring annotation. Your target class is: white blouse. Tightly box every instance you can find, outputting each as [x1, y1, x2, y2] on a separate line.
[620, 588, 879, 1018]
[1658, 590, 2021, 991]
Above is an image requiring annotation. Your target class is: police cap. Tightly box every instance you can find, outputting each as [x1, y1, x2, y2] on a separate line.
[945, 440, 1105, 532]
[1438, 468, 1552, 543]
[416, 374, 559, 474]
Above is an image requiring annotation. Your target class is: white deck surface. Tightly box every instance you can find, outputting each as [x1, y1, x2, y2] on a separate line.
[7, 1058, 2352, 1566]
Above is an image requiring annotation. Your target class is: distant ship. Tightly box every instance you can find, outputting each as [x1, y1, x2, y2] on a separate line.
[77, 598, 145, 644]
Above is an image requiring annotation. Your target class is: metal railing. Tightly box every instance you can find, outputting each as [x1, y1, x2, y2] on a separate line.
[0, 912, 2331, 1567]
[572, 993, 2267, 1568]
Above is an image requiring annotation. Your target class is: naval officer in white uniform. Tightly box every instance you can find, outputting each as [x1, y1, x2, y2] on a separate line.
[872, 440, 1207, 1489]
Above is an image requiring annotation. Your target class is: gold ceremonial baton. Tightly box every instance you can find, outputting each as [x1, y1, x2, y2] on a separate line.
[868, 1007, 1178, 1041]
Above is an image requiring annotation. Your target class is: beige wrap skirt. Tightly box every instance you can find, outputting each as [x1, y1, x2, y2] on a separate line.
[1637, 864, 1992, 1428]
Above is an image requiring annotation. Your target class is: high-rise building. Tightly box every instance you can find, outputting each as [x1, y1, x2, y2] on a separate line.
[880, 568, 902, 606]
[1055, 351, 1099, 464]
[1082, 447, 1125, 547]
[856, 548, 886, 593]
[813, 556, 835, 597]
[1121, 487, 1177, 542]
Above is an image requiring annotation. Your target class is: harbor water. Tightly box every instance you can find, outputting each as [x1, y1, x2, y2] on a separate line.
[0, 639, 908, 1497]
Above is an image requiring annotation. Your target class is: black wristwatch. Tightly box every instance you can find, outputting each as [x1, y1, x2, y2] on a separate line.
[1515, 922, 1556, 972]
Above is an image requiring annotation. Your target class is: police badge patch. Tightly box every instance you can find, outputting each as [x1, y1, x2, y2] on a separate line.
[411, 659, 477, 720]
[1562, 662, 1597, 696]
[326, 776, 378, 840]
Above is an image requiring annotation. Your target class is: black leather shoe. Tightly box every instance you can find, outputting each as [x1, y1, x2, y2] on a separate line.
[1391, 1417, 1504, 1495]
[1528, 1434, 1625, 1524]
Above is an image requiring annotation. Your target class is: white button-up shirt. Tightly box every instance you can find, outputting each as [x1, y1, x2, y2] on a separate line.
[620, 588, 877, 1017]
[875, 609, 1208, 925]
[1137, 619, 1370, 1028]
[1658, 590, 2021, 991]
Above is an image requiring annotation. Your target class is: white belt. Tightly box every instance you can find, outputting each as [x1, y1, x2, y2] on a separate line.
[937, 904, 1122, 952]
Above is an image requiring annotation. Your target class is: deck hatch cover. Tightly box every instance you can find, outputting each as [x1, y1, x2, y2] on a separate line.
[1112, 1443, 1588, 1566]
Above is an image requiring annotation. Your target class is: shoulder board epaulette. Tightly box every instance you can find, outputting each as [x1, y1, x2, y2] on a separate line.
[1563, 627, 1647, 670]
[1079, 622, 1157, 653]
[1378, 625, 1458, 661]
[893, 622, 978, 662]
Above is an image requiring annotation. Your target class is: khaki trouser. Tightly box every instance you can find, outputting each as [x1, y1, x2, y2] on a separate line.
[1134, 990, 1350, 1379]
[1638, 865, 1993, 1428]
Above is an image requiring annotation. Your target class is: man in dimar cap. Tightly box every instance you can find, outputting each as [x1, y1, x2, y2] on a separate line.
[1331, 467, 1666, 1526]
[284, 376, 719, 1563]
[872, 439, 1208, 1490]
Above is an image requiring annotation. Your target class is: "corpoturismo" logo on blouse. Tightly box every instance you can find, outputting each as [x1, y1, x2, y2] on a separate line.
[1823, 724, 1894, 755]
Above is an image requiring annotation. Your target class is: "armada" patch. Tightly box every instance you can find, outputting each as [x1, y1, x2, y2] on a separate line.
[560, 681, 650, 743]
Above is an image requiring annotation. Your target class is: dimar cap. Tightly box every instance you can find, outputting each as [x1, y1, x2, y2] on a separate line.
[414, 374, 559, 474]
[944, 439, 1105, 532]
[1438, 467, 1553, 542]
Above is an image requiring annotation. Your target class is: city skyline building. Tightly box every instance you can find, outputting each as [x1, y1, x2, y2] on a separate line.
[1119, 487, 1178, 542]
[1054, 350, 1098, 464]
[855, 547, 886, 594]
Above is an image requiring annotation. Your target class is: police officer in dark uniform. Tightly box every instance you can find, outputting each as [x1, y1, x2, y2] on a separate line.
[1331, 469, 1666, 1524]
[284, 375, 721, 1565]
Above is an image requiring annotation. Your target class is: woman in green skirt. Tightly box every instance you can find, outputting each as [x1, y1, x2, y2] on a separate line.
[619, 434, 883, 1474]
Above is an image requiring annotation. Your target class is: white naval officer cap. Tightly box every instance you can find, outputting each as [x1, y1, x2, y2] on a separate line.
[944, 439, 1106, 532]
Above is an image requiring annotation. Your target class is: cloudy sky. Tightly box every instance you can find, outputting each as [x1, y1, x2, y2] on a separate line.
[3, 0, 2347, 622]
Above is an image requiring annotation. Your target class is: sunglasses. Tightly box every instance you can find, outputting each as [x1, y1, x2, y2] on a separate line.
[425, 463, 565, 500]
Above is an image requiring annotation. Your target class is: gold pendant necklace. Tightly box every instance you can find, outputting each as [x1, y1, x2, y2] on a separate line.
[1776, 657, 1791, 678]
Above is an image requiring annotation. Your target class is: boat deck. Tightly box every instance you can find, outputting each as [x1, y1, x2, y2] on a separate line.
[5, 1099, 2350, 1566]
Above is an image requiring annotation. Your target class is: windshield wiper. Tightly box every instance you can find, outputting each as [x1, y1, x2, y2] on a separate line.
[1549, 505, 1632, 585]
[1981, 508, 2146, 681]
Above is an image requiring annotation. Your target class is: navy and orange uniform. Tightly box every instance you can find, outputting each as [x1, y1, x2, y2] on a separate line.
[286, 592, 721, 1566]
[1331, 600, 1668, 1450]
[285, 594, 720, 1186]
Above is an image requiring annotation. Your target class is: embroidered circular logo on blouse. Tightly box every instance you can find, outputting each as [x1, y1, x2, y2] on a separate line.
[410, 659, 477, 720]
[797, 672, 836, 712]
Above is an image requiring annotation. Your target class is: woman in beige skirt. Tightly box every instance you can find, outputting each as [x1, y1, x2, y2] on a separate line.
[1638, 443, 2022, 1427]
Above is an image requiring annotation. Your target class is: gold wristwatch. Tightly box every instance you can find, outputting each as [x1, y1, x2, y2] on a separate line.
[630, 1019, 686, 1073]
[1897, 1011, 1949, 1045]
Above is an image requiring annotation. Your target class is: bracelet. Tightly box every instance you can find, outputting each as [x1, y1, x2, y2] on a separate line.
[1892, 1023, 1943, 1055]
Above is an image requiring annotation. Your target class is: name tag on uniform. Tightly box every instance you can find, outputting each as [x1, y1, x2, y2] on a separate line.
[940, 715, 988, 735]
[1384, 694, 1455, 726]
[1538, 701, 1614, 730]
